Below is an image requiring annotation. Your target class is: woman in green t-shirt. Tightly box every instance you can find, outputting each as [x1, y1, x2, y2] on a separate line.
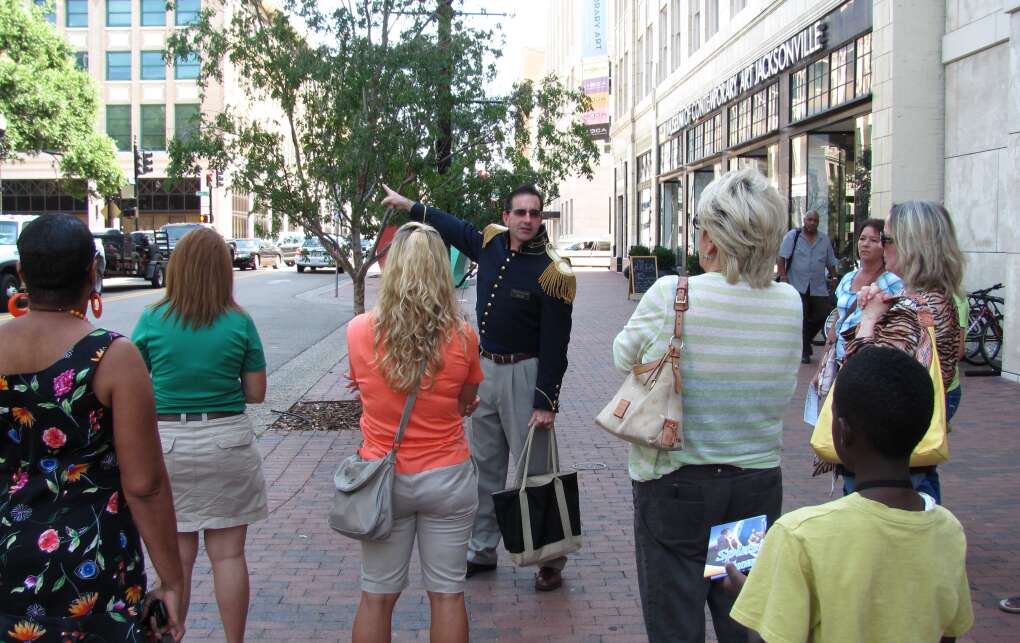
[132, 227, 268, 643]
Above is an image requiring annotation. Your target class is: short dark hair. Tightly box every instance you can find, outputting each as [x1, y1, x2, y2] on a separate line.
[860, 218, 885, 236]
[17, 214, 96, 308]
[833, 346, 934, 459]
[504, 184, 544, 213]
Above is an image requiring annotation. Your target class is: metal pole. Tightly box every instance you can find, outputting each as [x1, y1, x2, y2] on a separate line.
[334, 211, 340, 298]
[0, 112, 7, 218]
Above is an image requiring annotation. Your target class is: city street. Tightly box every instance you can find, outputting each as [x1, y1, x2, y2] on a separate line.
[2, 265, 361, 377]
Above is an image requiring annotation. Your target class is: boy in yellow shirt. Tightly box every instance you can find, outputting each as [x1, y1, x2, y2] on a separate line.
[727, 346, 973, 642]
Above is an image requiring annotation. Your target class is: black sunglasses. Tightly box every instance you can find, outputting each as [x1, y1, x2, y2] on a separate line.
[510, 208, 543, 218]
[881, 233, 895, 246]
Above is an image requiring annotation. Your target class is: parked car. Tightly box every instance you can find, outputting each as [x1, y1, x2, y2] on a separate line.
[295, 236, 339, 273]
[93, 227, 169, 289]
[0, 215, 38, 300]
[277, 233, 304, 266]
[233, 238, 283, 270]
[555, 236, 612, 268]
[161, 222, 214, 251]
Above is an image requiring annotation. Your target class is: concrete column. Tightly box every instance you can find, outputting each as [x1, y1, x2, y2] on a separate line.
[869, 0, 947, 217]
[1000, 4, 1020, 379]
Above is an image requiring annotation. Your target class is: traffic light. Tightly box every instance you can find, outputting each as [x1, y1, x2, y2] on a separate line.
[132, 140, 153, 177]
[133, 140, 143, 177]
[205, 170, 214, 190]
[200, 214, 209, 223]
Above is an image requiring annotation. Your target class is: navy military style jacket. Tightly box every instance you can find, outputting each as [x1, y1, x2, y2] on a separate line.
[409, 203, 574, 413]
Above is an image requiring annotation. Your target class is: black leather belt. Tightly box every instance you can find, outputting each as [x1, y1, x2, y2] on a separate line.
[480, 349, 536, 365]
[157, 411, 243, 423]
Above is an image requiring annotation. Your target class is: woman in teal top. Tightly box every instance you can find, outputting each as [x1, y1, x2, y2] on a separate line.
[132, 227, 268, 643]
[828, 219, 904, 362]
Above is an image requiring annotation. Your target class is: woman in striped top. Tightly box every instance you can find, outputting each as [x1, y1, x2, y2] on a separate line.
[613, 169, 802, 643]
[843, 201, 966, 504]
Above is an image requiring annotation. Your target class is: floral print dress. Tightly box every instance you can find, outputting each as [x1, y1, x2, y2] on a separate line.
[1, 330, 147, 642]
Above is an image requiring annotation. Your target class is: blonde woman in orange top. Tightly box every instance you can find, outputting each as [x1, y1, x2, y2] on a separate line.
[346, 222, 482, 643]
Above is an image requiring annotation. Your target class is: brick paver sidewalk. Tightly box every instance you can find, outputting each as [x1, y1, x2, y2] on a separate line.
[182, 271, 1019, 642]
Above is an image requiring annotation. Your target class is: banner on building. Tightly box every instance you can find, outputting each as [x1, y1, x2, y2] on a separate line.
[582, 0, 607, 58]
[581, 59, 610, 141]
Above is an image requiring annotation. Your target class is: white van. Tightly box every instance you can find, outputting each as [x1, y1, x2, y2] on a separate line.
[1, 215, 38, 299]
[555, 236, 612, 268]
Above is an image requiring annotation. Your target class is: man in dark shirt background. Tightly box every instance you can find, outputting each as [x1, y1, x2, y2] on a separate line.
[382, 183, 574, 592]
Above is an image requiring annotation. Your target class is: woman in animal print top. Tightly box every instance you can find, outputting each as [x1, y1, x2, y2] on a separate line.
[842, 201, 966, 504]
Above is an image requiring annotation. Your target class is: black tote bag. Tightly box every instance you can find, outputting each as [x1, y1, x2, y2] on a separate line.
[492, 424, 582, 566]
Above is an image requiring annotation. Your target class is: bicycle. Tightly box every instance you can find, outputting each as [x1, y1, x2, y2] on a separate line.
[963, 283, 1005, 367]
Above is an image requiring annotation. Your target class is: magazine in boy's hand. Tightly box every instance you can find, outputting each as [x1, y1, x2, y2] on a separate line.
[704, 515, 767, 580]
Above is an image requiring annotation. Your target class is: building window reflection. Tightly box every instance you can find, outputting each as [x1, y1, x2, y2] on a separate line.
[855, 34, 872, 96]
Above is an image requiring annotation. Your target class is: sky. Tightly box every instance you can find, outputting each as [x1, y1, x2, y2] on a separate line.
[460, 0, 548, 95]
[305, 0, 548, 95]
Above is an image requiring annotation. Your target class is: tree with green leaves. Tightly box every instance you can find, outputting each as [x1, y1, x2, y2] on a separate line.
[0, 0, 124, 197]
[165, 0, 598, 314]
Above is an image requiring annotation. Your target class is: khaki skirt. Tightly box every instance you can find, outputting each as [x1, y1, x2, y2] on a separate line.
[159, 412, 269, 532]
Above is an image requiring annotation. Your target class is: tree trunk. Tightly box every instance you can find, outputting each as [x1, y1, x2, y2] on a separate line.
[352, 271, 367, 315]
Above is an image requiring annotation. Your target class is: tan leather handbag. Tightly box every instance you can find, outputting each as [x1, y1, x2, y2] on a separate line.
[595, 277, 688, 450]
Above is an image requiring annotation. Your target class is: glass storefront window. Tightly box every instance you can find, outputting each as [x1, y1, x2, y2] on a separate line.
[790, 134, 807, 225]
[659, 181, 683, 251]
[830, 41, 856, 106]
[856, 34, 872, 96]
[768, 84, 779, 131]
[728, 104, 739, 147]
[712, 113, 723, 156]
[638, 188, 653, 247]
[739, 98, 752, 142]
[752, 90, 768, 138]
[789, 116, 871, 273]
[806, 59, 829, 116]
[637, 152, 653, 183]
[791, 68, 807, 122]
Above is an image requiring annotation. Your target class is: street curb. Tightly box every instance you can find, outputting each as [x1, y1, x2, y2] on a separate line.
[250, 319, 350, 436]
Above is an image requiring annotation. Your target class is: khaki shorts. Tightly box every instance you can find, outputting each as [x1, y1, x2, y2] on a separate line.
[360, 458, 478, 594]
[159, 412, 268, 532]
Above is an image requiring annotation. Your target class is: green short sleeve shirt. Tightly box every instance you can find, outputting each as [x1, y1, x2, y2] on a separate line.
[132, 304, 266, 414]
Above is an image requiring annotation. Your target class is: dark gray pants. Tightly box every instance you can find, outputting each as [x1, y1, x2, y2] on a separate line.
[632, 465, 783, 643]
[467, 357, 566, 570]
[801, 292, 834, 358]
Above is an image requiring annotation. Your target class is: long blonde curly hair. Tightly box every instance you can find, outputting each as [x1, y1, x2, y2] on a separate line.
[373, 222, 468, 392]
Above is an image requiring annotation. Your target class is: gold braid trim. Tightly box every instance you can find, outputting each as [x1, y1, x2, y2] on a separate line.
[482, 224, 508, 248]
[538, 244, 576, 304]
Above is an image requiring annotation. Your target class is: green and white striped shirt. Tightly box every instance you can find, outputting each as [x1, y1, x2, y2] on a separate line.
[613, 272, 803, 481]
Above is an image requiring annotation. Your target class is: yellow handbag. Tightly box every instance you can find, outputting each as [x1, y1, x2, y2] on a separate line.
[810, 313, 949, 467]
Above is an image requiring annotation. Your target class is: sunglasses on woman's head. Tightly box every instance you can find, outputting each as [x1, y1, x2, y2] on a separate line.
[881, 234, 895, 246]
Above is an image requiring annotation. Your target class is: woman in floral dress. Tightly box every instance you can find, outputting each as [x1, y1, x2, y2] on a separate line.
[0, 215, 184, 641]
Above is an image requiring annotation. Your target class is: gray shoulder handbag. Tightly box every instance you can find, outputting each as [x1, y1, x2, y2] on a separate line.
[328, 381, 420, 541]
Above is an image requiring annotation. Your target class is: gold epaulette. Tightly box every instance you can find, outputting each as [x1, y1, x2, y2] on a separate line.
[482, 224, 508, 248]
[538, 244, 576, 304]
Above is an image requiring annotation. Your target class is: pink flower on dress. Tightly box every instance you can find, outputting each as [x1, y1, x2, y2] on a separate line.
[42, 428, 66, 449]
[9, 470, 28, 494]
[105, 492, 119, 514]
[52, 369, 75, 397]
[37, 529, 60, 553]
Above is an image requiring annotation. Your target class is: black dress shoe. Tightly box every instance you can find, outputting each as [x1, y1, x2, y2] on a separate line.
[534, 566, 562, 591]
[801, 356, 811, 364]
[465, 561, 497, 578]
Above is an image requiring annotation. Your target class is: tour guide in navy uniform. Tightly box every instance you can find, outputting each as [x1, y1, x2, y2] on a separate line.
[381, 183, 575, 592]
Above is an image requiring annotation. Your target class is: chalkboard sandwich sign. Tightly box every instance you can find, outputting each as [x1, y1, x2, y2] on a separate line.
[628, 256, 658, 299]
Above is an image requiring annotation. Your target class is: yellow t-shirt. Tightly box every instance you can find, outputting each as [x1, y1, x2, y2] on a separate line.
[730, 493, 973, 643]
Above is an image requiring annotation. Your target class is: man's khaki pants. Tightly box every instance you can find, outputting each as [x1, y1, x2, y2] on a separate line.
[466, 357, 567, 571]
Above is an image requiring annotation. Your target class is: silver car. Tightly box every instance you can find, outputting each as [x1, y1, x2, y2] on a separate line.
[296, 236, 339, 273]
